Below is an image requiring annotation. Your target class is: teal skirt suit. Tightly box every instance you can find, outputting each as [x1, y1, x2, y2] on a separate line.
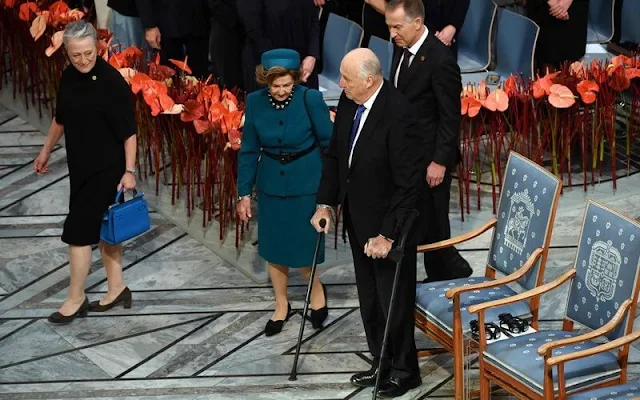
[237, 86, 334, 268]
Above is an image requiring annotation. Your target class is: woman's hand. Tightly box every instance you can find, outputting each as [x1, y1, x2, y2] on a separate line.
[117, 172, 136, 192]
[236, 197, 252, 223]
[435, 25, 457, 47]
[548, 0, 571, 20]
[33, 149, 51, 175]
[329, 110, 336, 122]
[301, 56, 316, 83]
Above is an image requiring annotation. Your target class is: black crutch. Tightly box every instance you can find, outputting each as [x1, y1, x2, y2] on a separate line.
[372, 211, 419, 399]
[289, 218, 327, 381]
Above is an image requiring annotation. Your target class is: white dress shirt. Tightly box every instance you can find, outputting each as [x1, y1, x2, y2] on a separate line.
[394, 27, 429, 87]
[348, 81, 384, 167]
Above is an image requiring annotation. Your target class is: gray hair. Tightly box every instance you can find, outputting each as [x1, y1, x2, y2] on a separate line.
[63, 20, 97, 46]
[358, 57, 383, 80]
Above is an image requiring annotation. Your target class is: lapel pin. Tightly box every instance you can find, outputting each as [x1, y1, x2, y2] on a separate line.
[92, 75, 97, 81]
[420, 56, 425, 62]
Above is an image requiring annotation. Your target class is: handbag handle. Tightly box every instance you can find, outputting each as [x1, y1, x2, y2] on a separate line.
[114, 188, 140, 204]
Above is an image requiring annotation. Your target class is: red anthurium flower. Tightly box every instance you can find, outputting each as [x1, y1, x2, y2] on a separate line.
[180, 100, 206, 122]
[548, 84, 575, 108]
[576, 80, 599, 104]
[45, 30, 64, 57]
[29, 14, 47, 40]
[608, 65, 631, 91]
[19, 2, 38, 22]
[148, 63, 176, 81]
[169, 56, 192, 75]
[486, 88, 509, 112]
[503, 75, 517, 97]
[625, 68, 640, 80]
[130, 73, 152, 94]
[49, 1, 70, 17]
[229, 127, 242, 150]
[4, 0, 17, 8]
[193, 119, 214, 134]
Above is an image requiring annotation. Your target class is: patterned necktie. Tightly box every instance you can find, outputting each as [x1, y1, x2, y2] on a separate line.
[348, 104, 366, 155]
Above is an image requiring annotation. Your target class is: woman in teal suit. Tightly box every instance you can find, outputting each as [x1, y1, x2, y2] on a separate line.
[236, 49, 334, 336]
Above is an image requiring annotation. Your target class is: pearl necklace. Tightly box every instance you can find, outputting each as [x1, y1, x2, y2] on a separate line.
[268, 87, 295, 110]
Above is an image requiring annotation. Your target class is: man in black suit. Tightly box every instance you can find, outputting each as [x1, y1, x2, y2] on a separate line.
[136, 0, 210, 78]
[386, 0, 471, 282]
[311, 48, 424, 398]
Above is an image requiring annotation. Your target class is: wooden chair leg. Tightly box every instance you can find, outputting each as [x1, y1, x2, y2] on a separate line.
[470, 384, 499, 399]
[417, 348, 447, 358]
[453, 339, 464, 400]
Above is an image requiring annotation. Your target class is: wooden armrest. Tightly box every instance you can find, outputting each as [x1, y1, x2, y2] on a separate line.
[546, 329, 640, 367]
[445, 248, 543, 299]
[537, 299, 634, 356]
[418, 218, 496, 253]
[468, 269, 576, 314]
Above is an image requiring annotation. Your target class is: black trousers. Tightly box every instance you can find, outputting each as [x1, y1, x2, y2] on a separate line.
[160, 35, 210, 79]
[419, 173, 466, 278]
[344, 205, 419, 379]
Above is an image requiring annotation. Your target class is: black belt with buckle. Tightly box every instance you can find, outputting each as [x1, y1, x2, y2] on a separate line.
[262, 143, 317, 165]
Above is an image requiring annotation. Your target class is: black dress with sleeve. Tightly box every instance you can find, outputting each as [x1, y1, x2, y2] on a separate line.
[55, 57, 137, 246]
[238, 0, 320, 92]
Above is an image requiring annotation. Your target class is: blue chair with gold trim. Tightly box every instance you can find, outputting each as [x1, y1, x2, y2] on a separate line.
[469, 200, 640, 399]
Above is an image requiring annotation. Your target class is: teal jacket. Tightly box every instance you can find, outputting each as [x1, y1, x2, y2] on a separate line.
[237, 86, 334, 197]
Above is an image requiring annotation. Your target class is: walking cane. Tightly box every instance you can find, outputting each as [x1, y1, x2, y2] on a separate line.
[289, 218, 327, 381]
[372, 211, 419, 399]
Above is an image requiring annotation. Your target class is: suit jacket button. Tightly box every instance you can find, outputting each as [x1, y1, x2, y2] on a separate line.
[346, 178, 350, 184]
[280, 171, 285, 176]
[279, 120, 284, 125]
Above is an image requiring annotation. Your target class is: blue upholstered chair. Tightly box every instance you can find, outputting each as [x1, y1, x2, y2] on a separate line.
[415, 151, 562, 399]
[461, 6, 539, 87]
[367, 35, 393, 80]
[318, 13, 363, 103]
[587, 0, 616, 44]
[457, 0, 497, 73]
[469, 201, 640, 399]
[620, 0, 640, 44]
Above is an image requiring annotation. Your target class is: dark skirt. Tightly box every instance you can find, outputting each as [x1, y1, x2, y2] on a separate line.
[62, 170, 121, 246]
[257, 192, 325, 268]
[527, 0, 589, 72]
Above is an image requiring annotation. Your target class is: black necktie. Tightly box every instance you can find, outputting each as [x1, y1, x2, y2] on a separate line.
[398, 47, 412, 86]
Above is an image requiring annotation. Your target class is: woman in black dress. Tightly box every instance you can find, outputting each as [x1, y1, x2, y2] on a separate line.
[527, 0, 589, 73]
[34, 20, 137, 324]
[238, 0, 320, 92]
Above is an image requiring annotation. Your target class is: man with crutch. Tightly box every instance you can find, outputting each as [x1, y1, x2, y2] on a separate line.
[311, 48, 426, 398]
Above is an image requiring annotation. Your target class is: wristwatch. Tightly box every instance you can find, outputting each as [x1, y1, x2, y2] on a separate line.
[126, 168, 137, 176]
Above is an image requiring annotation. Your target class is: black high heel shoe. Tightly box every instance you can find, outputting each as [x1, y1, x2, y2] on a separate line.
[265, 303, 291, 337]
[88, 287, 132, 312]
[48, 298, 89, 325]
[310, 284, 328, 329]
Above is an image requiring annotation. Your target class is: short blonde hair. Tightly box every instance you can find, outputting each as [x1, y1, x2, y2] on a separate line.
[255, 65, 301, 87]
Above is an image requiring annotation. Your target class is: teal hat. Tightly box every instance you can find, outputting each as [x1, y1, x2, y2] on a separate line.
[261, 49, 301, 70]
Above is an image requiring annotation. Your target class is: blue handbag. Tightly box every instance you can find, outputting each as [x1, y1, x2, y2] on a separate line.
[100, 188, 151, 245]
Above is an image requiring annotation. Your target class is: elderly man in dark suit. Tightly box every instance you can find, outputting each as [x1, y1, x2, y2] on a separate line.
[311, 48, 425, 398]
[386, 0, 471, 282]
[136, 0, 211, 78]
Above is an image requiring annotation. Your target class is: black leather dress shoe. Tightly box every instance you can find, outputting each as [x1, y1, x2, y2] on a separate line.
[376, 375, 422, 398]
[350, 365, 389, 388]
[264, 303, 291, 337]
[88, 287, 132, 312]
[47, 298, 89, 325]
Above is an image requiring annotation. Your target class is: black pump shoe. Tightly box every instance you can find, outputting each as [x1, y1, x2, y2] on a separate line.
[265, 303, 291, 336]
[48, 298, 89, 325]
[88, 287, 132, 312]
[310, 284, 328, 329]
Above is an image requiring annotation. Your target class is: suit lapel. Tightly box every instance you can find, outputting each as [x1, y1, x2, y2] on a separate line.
[337, 100, 358, 170]
[391, 46, 402, 86]
[397, 33, 434, 91]
[349, 82, 388, 171]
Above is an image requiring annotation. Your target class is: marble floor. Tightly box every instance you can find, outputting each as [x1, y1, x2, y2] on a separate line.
[0, 100, 640, 400]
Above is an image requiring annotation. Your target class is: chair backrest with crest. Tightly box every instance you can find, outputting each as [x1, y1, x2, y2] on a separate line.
[487, 152, 562, 290]
[566, 201, 640, 341]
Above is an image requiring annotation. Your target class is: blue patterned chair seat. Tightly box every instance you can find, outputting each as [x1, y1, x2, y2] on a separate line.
[567, 381, 640, 399]
[484, 331, 621, 395]
[415, 277, 532, 335]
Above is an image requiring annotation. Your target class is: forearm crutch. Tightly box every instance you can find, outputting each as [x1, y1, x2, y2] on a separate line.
[289, 218, 327, 381]
[372, 210, 419, 399]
